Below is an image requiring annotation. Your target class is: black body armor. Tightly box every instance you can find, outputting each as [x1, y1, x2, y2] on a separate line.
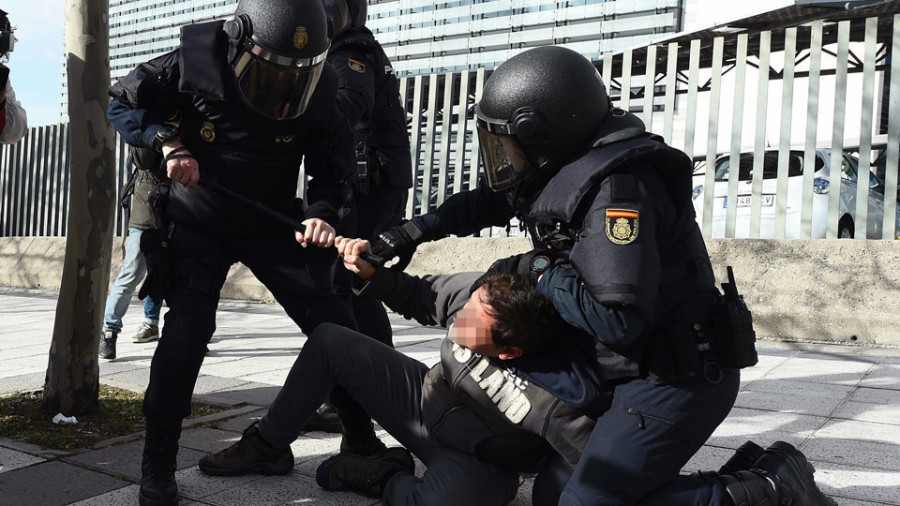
[330, 27, 412, 192]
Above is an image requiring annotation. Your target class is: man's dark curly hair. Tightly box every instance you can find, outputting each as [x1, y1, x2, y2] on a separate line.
[474, 272, 563, 354]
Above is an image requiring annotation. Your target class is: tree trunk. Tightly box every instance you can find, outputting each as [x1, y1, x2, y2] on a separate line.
[43, 0, 115, 416]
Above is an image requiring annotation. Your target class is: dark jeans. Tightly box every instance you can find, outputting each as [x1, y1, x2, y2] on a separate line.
[142, 226, 357, 423]
[257, 323, 520, 506]
[534, 369, 740, 505]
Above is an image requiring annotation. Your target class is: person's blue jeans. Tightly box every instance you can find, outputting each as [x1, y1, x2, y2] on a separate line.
[103, 228, 161, 333]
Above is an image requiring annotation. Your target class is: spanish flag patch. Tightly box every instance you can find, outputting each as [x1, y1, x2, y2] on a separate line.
[348, 58, 366, 73]
[605, 209, 639, 245]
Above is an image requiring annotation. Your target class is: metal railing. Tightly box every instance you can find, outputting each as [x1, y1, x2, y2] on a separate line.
[3, 13, 899, 240]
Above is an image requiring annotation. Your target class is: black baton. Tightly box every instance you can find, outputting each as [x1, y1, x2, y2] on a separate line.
[197, 175, 385, 266]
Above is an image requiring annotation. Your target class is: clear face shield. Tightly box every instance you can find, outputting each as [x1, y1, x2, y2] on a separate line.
[475, 116, 535, 193]
[232, 36, 328, 120]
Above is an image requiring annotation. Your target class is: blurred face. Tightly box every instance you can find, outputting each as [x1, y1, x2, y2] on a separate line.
[447, 286, 502, 357]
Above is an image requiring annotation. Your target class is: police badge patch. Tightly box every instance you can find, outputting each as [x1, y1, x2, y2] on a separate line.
[348, 58, 366, 73]
[605, 209, 639, 245]
[293, 27, 308, 49]
[200, 121, 216, 143]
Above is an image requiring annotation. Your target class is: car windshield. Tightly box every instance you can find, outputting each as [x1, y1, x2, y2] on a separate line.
[714, 151, 806, 182]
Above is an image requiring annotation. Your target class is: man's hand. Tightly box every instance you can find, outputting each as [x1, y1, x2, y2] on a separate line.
[336, 236, 377, 280]
[295, 218, 336, 248]
[162, 140, 199, 187]
[369, 220, 424, 272]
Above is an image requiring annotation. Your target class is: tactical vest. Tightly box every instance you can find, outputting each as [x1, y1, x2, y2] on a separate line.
[524, 135, 718, 380]
[331, 28, 412, 189]
[422, 339, 597, 468]
[162, 21, 345, 237]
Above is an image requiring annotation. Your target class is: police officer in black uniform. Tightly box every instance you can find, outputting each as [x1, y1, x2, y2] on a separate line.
[323, 0, 412, 347]
[107, 0, 384, 504]
[371, 46, 834, 505]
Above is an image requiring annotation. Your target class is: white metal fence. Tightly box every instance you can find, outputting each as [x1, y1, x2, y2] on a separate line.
[3, 12, 899, 240]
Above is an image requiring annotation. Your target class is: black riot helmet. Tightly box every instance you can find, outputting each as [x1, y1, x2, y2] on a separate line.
[322, 0, 367, 37]
[476, 46, 617, 193]
[224, 0, 330, 120]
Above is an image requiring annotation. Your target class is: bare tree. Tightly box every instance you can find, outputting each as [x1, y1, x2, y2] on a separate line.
[43, 0, 115, 415]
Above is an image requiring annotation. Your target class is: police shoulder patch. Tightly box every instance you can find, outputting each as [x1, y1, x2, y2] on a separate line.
[348, 58, 366, 73]
[605, 209, 639, 245]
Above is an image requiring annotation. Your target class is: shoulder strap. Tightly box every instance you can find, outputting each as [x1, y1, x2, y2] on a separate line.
[119, 150, 140, 257]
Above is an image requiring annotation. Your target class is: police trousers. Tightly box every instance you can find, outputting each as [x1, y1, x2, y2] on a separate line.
[142, 226, 357, 423]
[257, 323, 521, 506]
[533, 369, 740, 505]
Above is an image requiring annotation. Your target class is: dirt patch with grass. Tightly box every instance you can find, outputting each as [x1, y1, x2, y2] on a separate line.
[0, 385, 224, 451]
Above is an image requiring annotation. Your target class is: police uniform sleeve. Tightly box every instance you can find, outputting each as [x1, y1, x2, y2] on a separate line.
[537, 166, 664, 347]
[329, 46, 376, 126]
[411, 185, 516, 241]
[108, 50, 185, 148]
[302, 68, 357, 225]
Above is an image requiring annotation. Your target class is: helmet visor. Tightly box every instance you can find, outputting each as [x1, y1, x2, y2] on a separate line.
[476, 119, 534, 193]
[233, 41, 327, 120]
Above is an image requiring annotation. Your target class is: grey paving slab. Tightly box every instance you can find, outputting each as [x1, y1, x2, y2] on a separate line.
[0, 371, 46, 395]
[197, 381, 282, 408]
[0, 460, 128, 506]
[763, 353, 877, 386]
[238, 368, 292, 387]
[209, 407, 268, 433]
[834, 400, 900, 426]
[861, 361, 900, 390]
[66, 438, 209, 480]
[812, 460, 900, 505]
[178, 427, 246, 455]
[201, 470, 378, 505]
[176, 465, 263, 500]
[67, 484, 140, 506]
[805, 419, 900, 471]
[192, 374, 252, 396]
[101, 367, 152, 392]
[0, 446, 45, 473]
[734, 379, 854, 417]
[200, 356, 288, 379]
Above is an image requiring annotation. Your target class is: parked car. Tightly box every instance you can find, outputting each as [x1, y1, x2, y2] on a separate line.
[691, 149, 900, 239]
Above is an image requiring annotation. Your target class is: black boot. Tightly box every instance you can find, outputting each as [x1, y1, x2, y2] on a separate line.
[139, 418, 180, 506]
[753, 441, 837, 506]
[316, 447, 414, 498]
[719, 440, 766, 475]
[719, 470, 781, 506]
[339, 420, 387, 457]
[718, 441, 836, 506]
[198, 422, 294, 476]
[301, 402, 343, 433]
[329, 389, 386, 456]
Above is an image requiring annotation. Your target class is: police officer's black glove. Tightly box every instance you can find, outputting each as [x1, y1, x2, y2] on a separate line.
[369, 220, 424, 272]
[485, 249, 567, 284]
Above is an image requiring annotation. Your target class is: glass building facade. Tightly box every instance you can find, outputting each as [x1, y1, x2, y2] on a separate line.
[60, 0, 683, 121]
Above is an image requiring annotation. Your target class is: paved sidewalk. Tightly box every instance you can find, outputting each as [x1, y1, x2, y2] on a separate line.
[1, 287, 898, 505]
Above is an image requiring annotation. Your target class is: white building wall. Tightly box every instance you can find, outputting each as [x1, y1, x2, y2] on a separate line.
[59, 0, 683, 122]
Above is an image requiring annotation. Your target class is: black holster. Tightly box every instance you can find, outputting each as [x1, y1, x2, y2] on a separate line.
[712, 279, 758, 369]
[138, 224, 175, 304]
[646, 266, 758, 384]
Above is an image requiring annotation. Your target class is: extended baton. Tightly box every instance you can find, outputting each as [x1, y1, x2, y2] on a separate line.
[197, 175, 385, 267]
